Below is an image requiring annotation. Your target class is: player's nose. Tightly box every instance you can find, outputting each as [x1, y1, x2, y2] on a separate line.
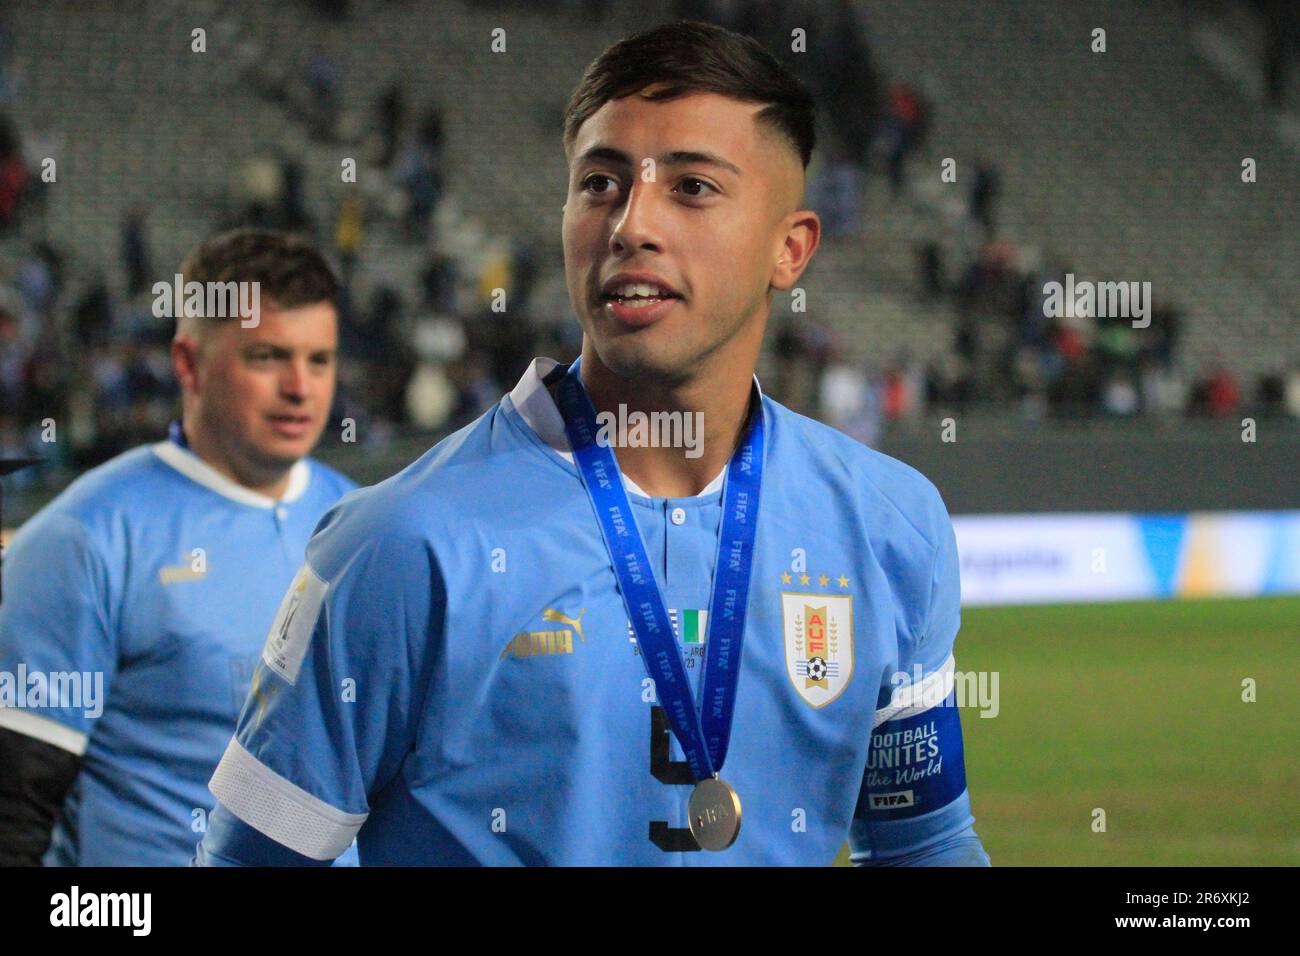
[609, 180, 664, 255]
[280, 357, 310, 400]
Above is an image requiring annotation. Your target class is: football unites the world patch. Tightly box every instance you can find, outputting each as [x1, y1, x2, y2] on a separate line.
[782, 592, 854, 707]
[859, 692, 967, 819]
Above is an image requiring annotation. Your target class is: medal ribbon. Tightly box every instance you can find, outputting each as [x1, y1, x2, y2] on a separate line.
[555, 359, 764, 780]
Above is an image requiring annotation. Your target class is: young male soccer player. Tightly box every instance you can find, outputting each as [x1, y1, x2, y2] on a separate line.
[0, 229, 356, 865]
[196, 22, 990, 865]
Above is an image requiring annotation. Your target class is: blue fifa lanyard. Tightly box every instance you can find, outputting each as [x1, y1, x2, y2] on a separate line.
[554, 359, 765, 780]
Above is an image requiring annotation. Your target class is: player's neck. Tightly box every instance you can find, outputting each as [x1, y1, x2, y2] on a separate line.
[575, 346, 757, 499]
[181, 419, 293, 500]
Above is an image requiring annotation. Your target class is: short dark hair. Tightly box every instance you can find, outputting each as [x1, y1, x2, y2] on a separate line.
[563, 20, 817, 170]
[178, 228, 338, 321]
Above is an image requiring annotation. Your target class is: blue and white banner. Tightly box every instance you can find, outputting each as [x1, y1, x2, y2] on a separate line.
[952, 510, 1300, 606]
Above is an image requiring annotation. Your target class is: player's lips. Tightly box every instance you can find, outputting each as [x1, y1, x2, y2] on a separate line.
[599, 272, 683, 329]
[265, 413, 314, 438]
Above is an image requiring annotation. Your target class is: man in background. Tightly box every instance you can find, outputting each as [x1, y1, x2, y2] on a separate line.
[0, 229, 356, 865]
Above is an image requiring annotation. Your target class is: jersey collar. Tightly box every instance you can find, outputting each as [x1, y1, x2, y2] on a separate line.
[152, 439, 311, 508]
[506, 356, 764, 500]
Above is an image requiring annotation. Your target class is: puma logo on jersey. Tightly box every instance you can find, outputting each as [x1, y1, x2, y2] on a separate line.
[159, 549, 208, 584]
[542, 607, 585, 642]
[158, 564, 206, 584]
[500, 608, 585, 660]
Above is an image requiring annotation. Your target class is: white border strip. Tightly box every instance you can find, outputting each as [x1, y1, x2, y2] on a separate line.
[209, 738, 367, 861]
[153, 441, 310, 507]
[872, 654, 956, 729]
[0, 707, 89, 756]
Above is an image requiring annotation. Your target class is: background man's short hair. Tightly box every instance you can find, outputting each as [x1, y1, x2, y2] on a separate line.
[178, 228, 338, 323]
[563, 20, 817, 170]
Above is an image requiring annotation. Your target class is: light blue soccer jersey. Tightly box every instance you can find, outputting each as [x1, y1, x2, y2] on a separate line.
[0, 431, 355, 865]
[199, 358, 989, 866]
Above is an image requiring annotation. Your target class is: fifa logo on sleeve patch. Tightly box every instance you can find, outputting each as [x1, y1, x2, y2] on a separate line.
[783, 593, 853, 707]
[868, 790, 915, 809]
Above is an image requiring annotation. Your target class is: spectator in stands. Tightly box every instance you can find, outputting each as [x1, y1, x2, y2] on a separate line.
[278, 156, 311, 233]
[72, 277, 114, 349]
[1138, 356, 1186, 417]
[0, 113, 28, 230]
[508, 238, 541, 316]
[970, 160, 1000, 237]
[1284, 361, 1300, 419]
[1101, 370, 1140, 417]
[15, 241, 62, 317]
[304, 48, 344, 142]
[878, 89, 913, 200]
[374, 81, 405, 169]
[334, 187, 364, 290]
[1257, 0, 1297, 107]
[815, 2, 881, 168]
[1142, 300, 1181, 367]
[419, 251, 459, 314]
[18, 121, 58, 226]
[237, 154, 284, 228]
[926, 352, 974, 410]
[809, 142, 863, 238]
[0, 17, 13, 105]
[882, 348, 924, 421]
[916, 240, 946, 299]
[398, 106, 446, 244]
[1095, 314, 1140, 381]
[1256, 369, 1286, 416]
[1190, 360, 1241, 417]
[820, 351, 882, 448]
[0, 304, 29, 428]
[445, 350, 503, 431]
[120, 205, 153, 298]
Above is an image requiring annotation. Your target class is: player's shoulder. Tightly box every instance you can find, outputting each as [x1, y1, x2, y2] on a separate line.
[13, 444, 175, 546]
[764, 396, 951, 550]
[303, 406, 506, 574]
[301, 455, 358, 501]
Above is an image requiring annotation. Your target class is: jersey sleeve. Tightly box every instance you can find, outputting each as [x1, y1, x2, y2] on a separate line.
[849, 485, 990, 866]
[199, 497, 444, 864]
[0, 511, 117, 756]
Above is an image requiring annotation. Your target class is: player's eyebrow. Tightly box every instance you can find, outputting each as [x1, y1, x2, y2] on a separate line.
[244, 343, 336, 359]
[577, 145, 742, 177]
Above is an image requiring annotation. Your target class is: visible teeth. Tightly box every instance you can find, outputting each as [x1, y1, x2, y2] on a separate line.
[612, 282, 667, 298]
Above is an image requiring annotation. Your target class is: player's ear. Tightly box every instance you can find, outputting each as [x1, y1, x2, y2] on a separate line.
[171, 334, 202, 394]
[770, 210, 820, 292]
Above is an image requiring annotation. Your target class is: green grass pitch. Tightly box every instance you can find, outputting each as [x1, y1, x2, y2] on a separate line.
[834, 596, 1300, 866]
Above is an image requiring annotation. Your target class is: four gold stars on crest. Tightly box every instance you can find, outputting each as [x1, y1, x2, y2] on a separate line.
[780, 572, 850, 589]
